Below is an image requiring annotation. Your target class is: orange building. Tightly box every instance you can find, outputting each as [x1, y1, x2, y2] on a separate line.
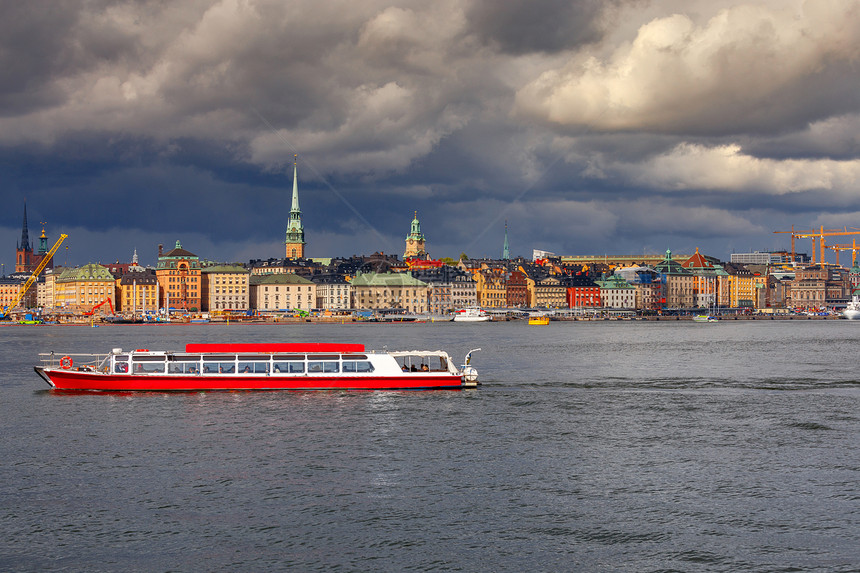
[156, 241, 202, 312]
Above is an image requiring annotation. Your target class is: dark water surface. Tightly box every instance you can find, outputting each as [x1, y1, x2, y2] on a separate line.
[1, 321, 858, 572]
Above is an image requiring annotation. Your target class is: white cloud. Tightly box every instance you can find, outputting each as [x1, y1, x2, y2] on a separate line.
[618, 142, 860, 193]
[515, 0, 860, 134]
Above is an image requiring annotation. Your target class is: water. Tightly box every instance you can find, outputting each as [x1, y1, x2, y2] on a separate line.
[1, 321, 859, 572]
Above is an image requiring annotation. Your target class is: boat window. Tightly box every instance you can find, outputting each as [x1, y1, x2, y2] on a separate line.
[239, 355, 271, 361]
[132, 356, 166, 374]
[114, 356, 129, 373]
[308, 361, 338, 373]
[202, 360, 235, 374]
[342, 354, 368, 360]
[273, 362, 304, 374]
[238, 361, 269, 374]
[172, 355, 202, 362]
[342, 361, 374, 373]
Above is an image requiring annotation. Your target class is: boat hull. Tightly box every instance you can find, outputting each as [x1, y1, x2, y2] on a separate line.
[35, 367, 465, 391]
[843, 309, 860, 320]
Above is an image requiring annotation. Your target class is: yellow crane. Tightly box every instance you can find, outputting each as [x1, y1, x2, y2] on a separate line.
[1, 233, 68, 318]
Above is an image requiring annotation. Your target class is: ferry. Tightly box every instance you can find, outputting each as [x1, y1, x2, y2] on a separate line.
[35, 343, 481, 392]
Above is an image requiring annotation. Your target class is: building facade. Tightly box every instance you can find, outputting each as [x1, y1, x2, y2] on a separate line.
[350, 272, 428, 313]
[312, 273, 352, 310]
[54, 264, 116, 313]
[250, 273, 316, 312]
[156, 241, 203, 312]
[202, 265, 250, 312]
[119, 269, 159, 315]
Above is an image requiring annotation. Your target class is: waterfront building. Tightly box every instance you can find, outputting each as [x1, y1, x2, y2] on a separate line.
[565, 274, 600, 309]
[284, 156, 306, 259]
[0, 276, 25, 311]
[595, 273, 636, 309]
[54, 264, 116, 314]
[350, 272, 428, 313]
[849, 262, 860, 291]
[404, 211, 428, 260]
[119, 269, 159, 315]
[476, 267, 507, 308]
[505, 269, 528, 308]
[614, 265, 666, 311]
[202, 265, 249, 312]
[250, 273, 316, 312]
[156, 241, 202, 312]
[411, 266, 477, 315]
[311, 273, 351, 310]
[681, 248, 725, 308]
[722, 263, 758, 308]
[654, 250, 696, 308]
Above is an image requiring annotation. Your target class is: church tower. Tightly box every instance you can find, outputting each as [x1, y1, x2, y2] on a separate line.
[404, 211, 427, 259]
[15, 203, 32, 273]
[284, 155, 306, 259]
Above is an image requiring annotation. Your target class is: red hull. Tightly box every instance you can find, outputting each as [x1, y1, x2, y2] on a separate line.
[36, 368, 463, 391]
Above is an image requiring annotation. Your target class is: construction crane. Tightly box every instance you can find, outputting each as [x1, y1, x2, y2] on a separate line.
[83, 297, 115, 316]
[774, 226, 860, 264]
[826, 239, 860, 267]
[1, 233, 68, 318]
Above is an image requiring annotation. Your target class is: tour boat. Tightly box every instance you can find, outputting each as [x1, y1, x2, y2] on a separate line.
[452, 308, 490, 322]
[528, 315, 550, 325]
[35, 343, 480, 391]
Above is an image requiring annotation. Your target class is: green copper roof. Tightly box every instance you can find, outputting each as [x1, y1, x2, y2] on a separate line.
[250, 273, 313, 285]
[56, 263, 114, 282]
[351, 272, 427, 287]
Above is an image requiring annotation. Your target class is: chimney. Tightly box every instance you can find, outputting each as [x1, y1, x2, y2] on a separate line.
[158, 244, 163, 257]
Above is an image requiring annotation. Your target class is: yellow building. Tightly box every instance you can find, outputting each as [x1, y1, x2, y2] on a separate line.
[54, 264, 116, 314]
[476, 267, 506, 308]
[119, 270, 159, 315]
[723, 263, 758, 308]
[202, 265, 250, 312]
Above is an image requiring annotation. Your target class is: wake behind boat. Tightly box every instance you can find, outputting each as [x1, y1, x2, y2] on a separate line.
[35, 343, 480, 391]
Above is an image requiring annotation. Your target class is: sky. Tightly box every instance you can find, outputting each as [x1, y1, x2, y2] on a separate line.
[2, 0, 860, 270]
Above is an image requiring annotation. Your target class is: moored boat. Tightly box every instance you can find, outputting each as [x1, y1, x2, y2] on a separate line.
[452, 308, 490, 322]
[528, 316, 550, 325]
[843, 296, 860, 320]
[34, 343, 481, 391]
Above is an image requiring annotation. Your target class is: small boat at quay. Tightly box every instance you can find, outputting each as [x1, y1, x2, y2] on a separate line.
[452, 308, 490, 322]
[528, 316, 550, 325]
[844, 296, 860, 320]
[35, 343, 480, 391]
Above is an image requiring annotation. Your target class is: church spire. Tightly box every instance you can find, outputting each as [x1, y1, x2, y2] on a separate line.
[502, 220, 509, 260]
[285, 154, 306, 259]
[19, 203, 30, 252]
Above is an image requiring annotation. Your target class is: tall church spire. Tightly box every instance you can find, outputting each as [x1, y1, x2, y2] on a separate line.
[285, 154, 306, 259]
[19, 203, 30, 252]
[502, 220, 510, 260]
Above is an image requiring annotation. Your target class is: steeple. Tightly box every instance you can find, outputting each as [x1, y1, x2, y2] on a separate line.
[132, 248, 139, 265]
[404, 211, 427, 259]
[502, 220, 509, 260]
[284, 154, 306, 259]
[19, 203, 30, 253]
[38, 221, 48, 255]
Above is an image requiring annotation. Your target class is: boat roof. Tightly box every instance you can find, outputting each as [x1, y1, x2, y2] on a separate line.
[183, 343, 365, 354]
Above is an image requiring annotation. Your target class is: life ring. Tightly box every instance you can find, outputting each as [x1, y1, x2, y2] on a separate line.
[60, 356, 73, 369]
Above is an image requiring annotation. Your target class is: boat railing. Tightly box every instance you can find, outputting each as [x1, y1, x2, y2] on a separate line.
[38, 352, 111, 372]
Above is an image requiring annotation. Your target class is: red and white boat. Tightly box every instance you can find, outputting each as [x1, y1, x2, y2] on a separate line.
[35, 343, 481, 392]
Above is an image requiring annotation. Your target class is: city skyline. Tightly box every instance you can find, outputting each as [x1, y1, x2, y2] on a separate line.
[2, 1, 860, 270]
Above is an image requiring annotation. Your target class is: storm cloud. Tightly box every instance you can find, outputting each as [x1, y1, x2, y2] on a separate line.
[2, 0, 859, 268]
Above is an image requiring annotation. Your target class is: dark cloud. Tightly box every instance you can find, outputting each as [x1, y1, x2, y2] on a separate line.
[1, 0, 860, 271]
[466, 0, 613, 54]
